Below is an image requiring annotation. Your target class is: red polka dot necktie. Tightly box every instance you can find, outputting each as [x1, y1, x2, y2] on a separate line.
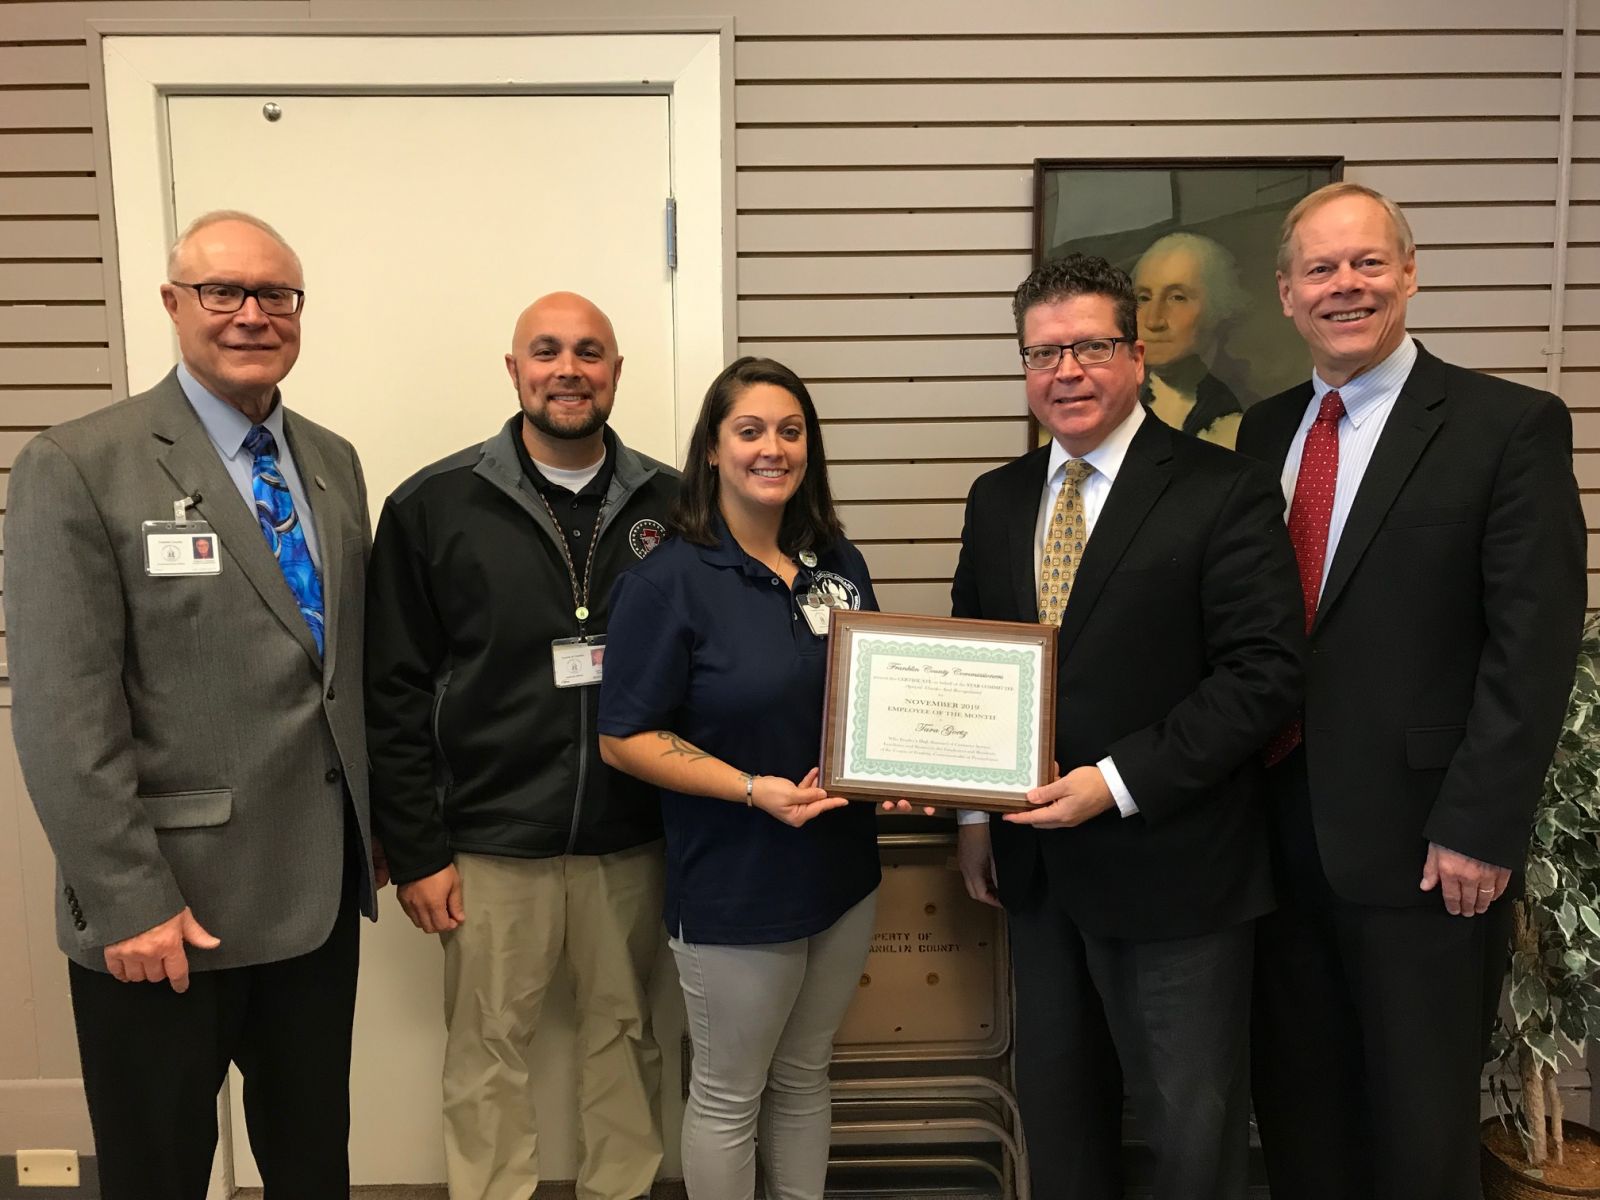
[1264, 390, 1344, 766]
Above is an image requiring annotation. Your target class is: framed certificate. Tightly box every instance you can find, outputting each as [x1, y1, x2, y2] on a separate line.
[819, 611, 1057, 813]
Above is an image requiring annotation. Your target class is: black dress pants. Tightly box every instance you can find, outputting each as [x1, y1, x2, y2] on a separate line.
[1251, 746, 1513, 1200]
[68, 876, 359, 1200]
[1010, 891, 1255, 1200]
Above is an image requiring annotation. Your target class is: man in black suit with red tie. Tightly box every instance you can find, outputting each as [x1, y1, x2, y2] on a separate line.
[1239, 182, 1586, 1200]
[953, 253, 1304, 1200]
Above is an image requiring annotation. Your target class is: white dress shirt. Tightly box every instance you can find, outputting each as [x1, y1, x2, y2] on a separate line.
[1279, 336, 1417, 601]
[959, 402, 1146, 825]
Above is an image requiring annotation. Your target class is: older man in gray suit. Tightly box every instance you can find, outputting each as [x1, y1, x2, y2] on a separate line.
[5, 211, 381, 1199]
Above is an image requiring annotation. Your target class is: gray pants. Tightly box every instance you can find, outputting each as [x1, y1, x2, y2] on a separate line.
[670, 891, 878, 1200]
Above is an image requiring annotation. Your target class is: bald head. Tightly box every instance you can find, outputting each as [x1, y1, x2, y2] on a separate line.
[505, 291, 623, 460]
[511, 292, 617, 357]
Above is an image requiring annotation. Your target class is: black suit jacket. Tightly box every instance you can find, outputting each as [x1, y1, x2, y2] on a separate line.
[1236, 343, 1586, 905]
[952, 415, 1305, 941]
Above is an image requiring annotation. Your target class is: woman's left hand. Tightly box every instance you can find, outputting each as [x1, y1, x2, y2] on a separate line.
[751, 768, 850, 827]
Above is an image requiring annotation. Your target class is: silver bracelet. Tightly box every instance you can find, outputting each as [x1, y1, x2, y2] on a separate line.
[742, 772, 755, 805]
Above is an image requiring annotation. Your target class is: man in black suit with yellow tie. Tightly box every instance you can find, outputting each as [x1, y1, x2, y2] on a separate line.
[1239, 182, 1586, 1199]
[953, 253, 1304, 1199]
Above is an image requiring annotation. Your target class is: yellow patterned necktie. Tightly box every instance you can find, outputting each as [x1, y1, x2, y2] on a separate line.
[1038, 459, 1095, 626]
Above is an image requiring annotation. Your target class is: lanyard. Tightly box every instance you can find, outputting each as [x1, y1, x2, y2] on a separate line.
[533, 489, 607, 628]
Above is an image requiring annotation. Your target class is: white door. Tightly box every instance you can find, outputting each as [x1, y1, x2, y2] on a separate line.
[166, 91, 684, 1186]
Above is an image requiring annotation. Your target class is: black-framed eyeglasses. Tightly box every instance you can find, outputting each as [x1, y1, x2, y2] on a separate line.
[1020, 337, 1136, 371]
[169, 281, 305, 316]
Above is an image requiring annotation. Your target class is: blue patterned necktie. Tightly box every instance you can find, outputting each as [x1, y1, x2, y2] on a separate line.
[243, 425, 325, 654]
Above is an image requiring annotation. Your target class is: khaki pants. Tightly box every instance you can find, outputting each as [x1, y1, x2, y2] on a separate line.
[441, 843, 665, 1200]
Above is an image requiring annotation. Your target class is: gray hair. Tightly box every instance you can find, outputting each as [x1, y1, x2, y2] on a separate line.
[1133, 232, 1248, 332]
[166, 209, 302, 278]
[1277, 182, 1415, 275]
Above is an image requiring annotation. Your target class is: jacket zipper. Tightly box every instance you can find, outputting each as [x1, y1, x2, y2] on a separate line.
[430, 671, 455, 794]
[566, 693, 589, 855]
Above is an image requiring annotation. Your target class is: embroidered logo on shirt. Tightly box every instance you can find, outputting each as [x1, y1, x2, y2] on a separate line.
[628, 518, 667, 559]
[811, 571, 862, 610]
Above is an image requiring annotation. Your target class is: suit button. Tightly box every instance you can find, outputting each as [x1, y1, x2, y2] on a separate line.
[326, 686, 336, 701]
[326, 767, 342, 783]
[73, 920, 86, 931]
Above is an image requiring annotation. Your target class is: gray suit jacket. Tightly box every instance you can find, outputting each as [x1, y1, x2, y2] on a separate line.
[5, 369, 377, 971]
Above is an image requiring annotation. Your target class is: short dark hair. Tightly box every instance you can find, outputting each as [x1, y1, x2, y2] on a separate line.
[671, 356, 846, 555]
[1012, 253, 1138, 342]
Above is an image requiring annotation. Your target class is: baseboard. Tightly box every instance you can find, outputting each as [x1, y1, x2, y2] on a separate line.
[0, 1155, 99, 1199]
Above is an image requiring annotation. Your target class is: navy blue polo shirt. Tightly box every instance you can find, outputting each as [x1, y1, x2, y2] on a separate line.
[598, 519, 882, 945]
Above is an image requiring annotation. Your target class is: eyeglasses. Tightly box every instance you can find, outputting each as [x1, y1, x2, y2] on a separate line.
[1020, 337, 1136, 371]
[169, 281, 305, 316]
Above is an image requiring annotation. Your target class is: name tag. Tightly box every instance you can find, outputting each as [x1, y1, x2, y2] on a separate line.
[551, 635, 605, 688]
[142, 520, 221, 577]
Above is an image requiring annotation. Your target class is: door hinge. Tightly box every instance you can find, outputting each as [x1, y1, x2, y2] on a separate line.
[665, 196, 678, 272]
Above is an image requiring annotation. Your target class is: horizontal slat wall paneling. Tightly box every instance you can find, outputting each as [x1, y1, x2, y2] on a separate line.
[0, 45, 91, 87]
[734, 79, 1562, 125]
[831, 461, 992, 502]
[740, 248, 1589, 295]
[0, 133, 95, 173]
[860, 542, 962, 581]
[739, 253, 1032, 296]
[821, 419, 1024, 461]
[0, 88, 94, 131]
[1584, 496, 1600, 528]
[738, 168, 1035, 211]
[876, 582, 955, 615]
[735, 163, 1589, 212]
[1590, 575, 1600, 611]
[0, 177, 99, 218]
[0, 433, 34, 472]
[0, 390, 113, 426]
[0, 220, 101, 260]
[811, 382, 1024, 421]
[0, 348, 111, 386]
[313, 0, 1563, 33]
[743, 332, 1593, 379]
[0, 304, 107, 343]
[837, 502, 966, 541]
[736, 34, 1563, 81]
[3, 1, 309, 40]
[738, 124, 1562, 168]
[0, 263, 105, 302]
[1575, 455, 1600, 491]
[742, 291, 1579, 339]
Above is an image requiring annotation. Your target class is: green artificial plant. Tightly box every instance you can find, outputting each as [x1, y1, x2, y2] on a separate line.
[1491, 612, 1600, 1169]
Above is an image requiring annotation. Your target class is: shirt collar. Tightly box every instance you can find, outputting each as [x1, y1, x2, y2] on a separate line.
[1045, 398, 1145, 486]
[513, 420, 616, 499]
[176, 361, 286, 461]
[1310, 335, 1416, 428]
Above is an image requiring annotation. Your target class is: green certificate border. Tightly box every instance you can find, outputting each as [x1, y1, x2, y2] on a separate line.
[846, 637, 1038, 786]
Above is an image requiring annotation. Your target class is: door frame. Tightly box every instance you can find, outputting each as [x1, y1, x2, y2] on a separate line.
[88, 18, 734, 463]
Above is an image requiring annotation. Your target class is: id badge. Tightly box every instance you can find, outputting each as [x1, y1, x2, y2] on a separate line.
[552, 635, 606, 688]
[799, 588, 837, 637]
[142, 520, 222, 577]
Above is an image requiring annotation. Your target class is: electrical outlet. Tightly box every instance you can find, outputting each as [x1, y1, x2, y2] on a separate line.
[16, 1149, 80, 1187]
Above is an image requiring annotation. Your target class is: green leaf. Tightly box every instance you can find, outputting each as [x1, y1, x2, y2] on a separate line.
[1582, 906, 1600, 938]
[1529, 1030, 1562, 1072]
[1559, 901, 1580, 941]
[1565, 950, 1589, 975]
[1512, 973, 1551, 1026]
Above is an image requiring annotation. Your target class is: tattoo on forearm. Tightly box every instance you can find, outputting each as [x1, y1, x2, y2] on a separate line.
[656, 731, 712, 762]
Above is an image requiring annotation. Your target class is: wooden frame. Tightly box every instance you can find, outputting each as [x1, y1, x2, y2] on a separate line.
[1029, 156, 1343, 450]
[819, 611, 1057, 813]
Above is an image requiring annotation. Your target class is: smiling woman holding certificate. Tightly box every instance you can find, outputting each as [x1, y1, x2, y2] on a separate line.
[598, 357, 880, 1200]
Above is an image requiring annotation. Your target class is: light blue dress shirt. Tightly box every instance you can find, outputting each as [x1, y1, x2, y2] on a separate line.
[176, 361, 323, 569]
[1278, 336, 1417, 602]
